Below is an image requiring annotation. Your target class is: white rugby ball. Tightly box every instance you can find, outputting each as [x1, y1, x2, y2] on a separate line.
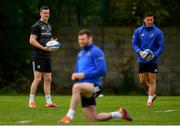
[142, 49, 153, 60]
[46, 40, 60, 51]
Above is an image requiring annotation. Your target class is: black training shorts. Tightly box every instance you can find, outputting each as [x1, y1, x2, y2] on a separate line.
[32, 57, 52, 73]
[138, 62, 158, 73]
[81, 84, 102, 108]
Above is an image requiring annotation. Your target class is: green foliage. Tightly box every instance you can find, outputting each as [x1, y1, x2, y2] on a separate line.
[0, 1, 32, 92]
[55, 0, 103, 26]
[107, 0, 170, 26]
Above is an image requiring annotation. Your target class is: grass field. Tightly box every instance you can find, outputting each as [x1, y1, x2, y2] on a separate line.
[0, 95, 180, 125]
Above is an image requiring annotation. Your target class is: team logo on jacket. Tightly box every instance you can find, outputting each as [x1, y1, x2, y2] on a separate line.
[140, 33, 144, 37]
[98, 56, 104, 60]
[48, 25, 52, 31]
[86, 51, 91, 56]
[150, 33, 154, 38]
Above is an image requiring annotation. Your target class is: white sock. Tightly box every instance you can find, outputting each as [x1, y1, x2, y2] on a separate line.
[45, 95, 52, 104]
[111, 111, 122, 118]
[66, 109, 75, 119]
[29, 95, 35, 103]
[147, 96, 154, 103]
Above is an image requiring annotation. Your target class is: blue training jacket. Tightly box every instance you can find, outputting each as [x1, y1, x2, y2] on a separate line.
[132, 24, 165, 64]
[75, 43, 107, 86]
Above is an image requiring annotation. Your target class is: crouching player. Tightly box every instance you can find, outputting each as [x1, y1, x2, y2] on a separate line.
[60, 29, 133, 124]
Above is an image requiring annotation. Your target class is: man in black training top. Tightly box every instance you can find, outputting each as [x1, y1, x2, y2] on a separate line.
[28, 6, 58, 108]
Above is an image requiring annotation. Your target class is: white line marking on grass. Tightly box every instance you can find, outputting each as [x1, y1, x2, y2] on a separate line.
[154, 109, 178, 113]
[17, 120, 32, 124]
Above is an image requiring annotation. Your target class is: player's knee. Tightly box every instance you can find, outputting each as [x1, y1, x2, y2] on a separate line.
[44, 77, 52, 83]
[140, 78, 146, 84]
[72, 84, 81, 93]
[149, 79, 156, 85]
[34, 76, 42, 83]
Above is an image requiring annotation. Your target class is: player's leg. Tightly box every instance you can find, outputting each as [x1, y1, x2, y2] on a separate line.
[146, 63, 158, 107]
[82, 106, 133, 121]
[148, 73, 156, 96]
[139, 73, 149, 94]
[29, 71, 42, 107]
[147, 72, 157, 107]
[70, 83, 94, 110]
[43, 72, 52, 97]
[43, 72, 58, 107]
[42, 58, 58, 107]
[60, 83, 94, 123]
[29, 57, 44, 107]
[60, 83, 133, 123]
[43, 73, 52, 102]
[82, 105, 111, 121]
[138, 63, 149, 94]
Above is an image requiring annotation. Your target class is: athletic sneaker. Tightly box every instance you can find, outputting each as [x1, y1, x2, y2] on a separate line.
[45, 102, 58, 107]
[147, 102, 153, 107]
[119, 107, 133, 121]
[28, 102, 37, 108]
[147, 95, 157, 107]
[59, 116, 72, 124]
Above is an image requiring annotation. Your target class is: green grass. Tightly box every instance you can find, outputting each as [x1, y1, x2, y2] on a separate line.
[0, 95, 180, 125]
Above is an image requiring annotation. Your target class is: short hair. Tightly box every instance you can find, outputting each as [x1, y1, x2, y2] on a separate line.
[40, 6, 50, 12]
[78, 29, 93, 37]
[144, 12, 154, 19]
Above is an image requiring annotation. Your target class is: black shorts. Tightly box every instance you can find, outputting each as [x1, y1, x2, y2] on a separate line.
[81, 84, 102, 108]
[138, 62, 158, 73]
[32, 57, 52, 73]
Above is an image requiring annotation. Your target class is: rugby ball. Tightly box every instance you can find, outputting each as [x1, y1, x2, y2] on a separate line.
[46, 40, 60, 51]
[141, 49, 153, 60]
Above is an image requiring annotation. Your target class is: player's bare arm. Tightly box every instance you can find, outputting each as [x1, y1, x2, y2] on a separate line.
[29, 35, 53, 52]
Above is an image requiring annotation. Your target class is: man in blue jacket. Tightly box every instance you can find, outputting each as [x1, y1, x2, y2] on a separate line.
[132, 12, 165, 107]
[60, 29, 133, 123]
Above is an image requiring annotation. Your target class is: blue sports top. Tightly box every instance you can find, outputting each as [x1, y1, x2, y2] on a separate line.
[132, 24, 165, 63]
[75, 43, 107, 86]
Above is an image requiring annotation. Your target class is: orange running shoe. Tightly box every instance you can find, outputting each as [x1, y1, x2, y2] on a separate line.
[28, 102, 37, 108]
[119, 107, 133, 121]
[45, 102, 58, 107]
[147, 95, 157, 107]
[147, 102, 153, 107]
[59, 116, 72, 124]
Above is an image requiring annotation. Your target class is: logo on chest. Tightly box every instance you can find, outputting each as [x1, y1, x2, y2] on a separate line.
[86, 51, 91, 56]
[150, 33, 154, 38]
[41, 25, 51, 32]
[140, 33, 144, 37]
[41, 26, 45, 30]
[78, 51, 91, 58]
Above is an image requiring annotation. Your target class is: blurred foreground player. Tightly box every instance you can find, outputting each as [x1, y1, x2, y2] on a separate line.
[28, 6, 58, 108]
[60, 29, 133, 124]
[132, 12, 165, 107]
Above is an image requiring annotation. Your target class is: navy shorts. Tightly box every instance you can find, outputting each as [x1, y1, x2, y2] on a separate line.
[81, 84, 102, 108]
[32, 57, 52, 73]
[138, 63, 158, 73]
